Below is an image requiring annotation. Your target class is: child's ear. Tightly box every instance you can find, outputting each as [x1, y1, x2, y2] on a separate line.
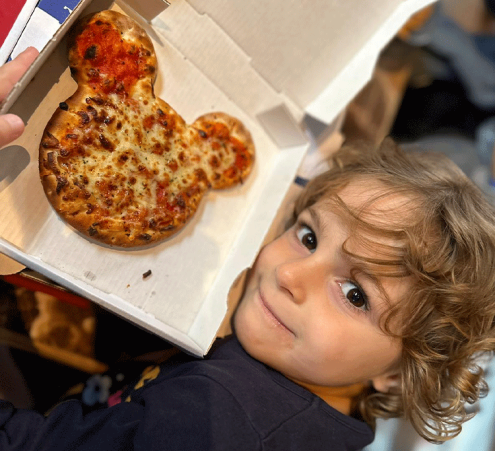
[371, 371, 401, 394]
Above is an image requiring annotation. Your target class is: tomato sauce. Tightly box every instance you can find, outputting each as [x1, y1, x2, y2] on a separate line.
[76, 21, 148, 94]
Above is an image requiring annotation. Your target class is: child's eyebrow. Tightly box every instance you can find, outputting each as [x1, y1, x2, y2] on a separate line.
[341, 251, 380, 287]
[307, 206, 380, 286]
[307, 206, 324, 231]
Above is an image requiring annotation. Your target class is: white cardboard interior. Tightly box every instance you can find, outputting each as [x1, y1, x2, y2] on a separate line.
[0, 0, 434, 355]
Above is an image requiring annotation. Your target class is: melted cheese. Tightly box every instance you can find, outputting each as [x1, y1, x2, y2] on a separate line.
[55, 92, 240, 233]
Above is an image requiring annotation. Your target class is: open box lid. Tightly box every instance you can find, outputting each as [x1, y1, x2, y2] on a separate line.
[0, 0, 435, 357]
[158, 0, 436, 124]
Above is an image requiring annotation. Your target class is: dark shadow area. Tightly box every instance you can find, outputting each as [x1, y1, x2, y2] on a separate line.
[0, 145, 30, 193]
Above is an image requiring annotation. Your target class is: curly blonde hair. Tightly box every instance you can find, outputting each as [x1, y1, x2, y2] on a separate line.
[293, 138, 495, 443]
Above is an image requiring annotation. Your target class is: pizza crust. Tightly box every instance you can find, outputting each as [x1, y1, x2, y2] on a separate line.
[39, 10, 255, 248]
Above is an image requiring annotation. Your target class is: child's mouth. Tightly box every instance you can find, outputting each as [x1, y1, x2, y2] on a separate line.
[259, 290, 294, 336]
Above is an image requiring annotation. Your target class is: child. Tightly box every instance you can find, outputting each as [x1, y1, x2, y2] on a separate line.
[2, 138, 495, 450]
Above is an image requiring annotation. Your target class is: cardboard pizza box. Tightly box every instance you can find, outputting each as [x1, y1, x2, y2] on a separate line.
[0, 0, 86, 65]
[0, 0, 435, 356]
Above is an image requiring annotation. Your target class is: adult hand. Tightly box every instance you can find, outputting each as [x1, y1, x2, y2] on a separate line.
[0, 47, 39, 148]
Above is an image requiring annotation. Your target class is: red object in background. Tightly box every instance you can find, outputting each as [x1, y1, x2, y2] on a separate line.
[0, 0, 29, 47]
[3, 273, 92, 310]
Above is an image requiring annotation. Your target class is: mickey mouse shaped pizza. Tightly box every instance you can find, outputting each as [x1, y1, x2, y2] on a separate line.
[39, 10, 254, 248]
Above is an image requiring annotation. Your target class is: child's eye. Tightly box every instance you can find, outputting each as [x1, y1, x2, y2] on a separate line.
[338, 281, 369, 312]
[296, 225, 317, 252]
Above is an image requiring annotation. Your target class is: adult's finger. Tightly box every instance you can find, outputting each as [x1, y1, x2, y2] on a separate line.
[0, 47, 39, 101]
[0, 114, 24, 148]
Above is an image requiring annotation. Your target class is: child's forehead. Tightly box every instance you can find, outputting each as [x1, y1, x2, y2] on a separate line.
[309, 178, 420, 265]
[316, 178, 415, 226]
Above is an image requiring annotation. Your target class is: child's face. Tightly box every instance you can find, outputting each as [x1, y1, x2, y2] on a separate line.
[234, 180, 410, 391]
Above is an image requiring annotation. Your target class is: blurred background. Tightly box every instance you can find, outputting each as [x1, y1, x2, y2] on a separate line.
[341, 0, 495, 204]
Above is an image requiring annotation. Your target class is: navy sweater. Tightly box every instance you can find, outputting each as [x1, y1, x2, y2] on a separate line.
[0, 336, 373, 450]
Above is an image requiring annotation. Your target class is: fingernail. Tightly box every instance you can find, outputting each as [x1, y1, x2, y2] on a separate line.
[5, 114, 24, 138]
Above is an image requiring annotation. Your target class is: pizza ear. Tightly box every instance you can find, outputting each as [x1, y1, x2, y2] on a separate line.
[67, 11, 158, 91]
[192, 112, 255, 190]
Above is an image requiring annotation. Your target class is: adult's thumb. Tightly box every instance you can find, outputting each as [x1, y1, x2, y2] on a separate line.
[0, 114, 24, 148]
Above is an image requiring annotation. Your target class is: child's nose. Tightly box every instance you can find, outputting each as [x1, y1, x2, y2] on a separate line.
[275, 259, 318, 304]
